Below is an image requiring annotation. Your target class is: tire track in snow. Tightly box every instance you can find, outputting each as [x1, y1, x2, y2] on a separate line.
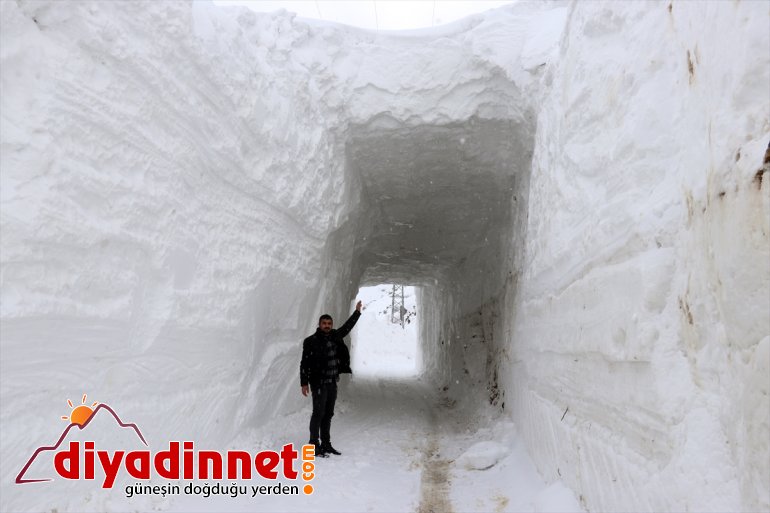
[417, 411, 453, 513]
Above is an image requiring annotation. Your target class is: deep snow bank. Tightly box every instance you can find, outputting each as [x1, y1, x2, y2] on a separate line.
[1, 0, 768, 512]
[507, 3, 770, 511]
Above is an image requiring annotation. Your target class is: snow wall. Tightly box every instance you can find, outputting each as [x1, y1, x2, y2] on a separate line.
[1, 1, 768, 511]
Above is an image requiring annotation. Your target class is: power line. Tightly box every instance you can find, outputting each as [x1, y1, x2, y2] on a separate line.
[373, 0, 379, 31]
[314, 0, 322, 19]
[390, 284, 406, 328]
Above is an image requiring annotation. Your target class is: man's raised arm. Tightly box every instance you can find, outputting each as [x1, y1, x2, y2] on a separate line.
[336, 300, 363, 338]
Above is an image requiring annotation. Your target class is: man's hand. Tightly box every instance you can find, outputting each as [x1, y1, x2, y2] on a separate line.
[355, 300, 363, 312]
[301, 385, 309, 397]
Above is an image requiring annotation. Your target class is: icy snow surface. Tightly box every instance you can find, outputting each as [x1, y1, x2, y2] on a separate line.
[456, 440, 509, 470]
[1, 0, 769, 512]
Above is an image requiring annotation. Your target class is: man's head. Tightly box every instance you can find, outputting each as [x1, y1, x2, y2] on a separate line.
[318, 314, 333, 333]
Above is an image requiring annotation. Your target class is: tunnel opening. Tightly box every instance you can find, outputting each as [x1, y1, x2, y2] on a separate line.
[340, 113, 535, 414]
[350, 283, 420, 378]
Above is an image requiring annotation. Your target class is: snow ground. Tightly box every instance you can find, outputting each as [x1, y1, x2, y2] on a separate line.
[169, 376, 582, 513]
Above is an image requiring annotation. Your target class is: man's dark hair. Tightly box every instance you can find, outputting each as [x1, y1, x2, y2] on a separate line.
[319, 314, 333, 324]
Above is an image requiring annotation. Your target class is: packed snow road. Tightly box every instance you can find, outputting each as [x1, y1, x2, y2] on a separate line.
[168, 376, 581, 513]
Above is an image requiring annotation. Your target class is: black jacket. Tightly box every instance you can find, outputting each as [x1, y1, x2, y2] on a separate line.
[300, 310, 360, 387]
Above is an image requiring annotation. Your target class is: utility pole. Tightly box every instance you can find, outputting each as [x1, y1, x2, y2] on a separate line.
[390, 284, 406, 328]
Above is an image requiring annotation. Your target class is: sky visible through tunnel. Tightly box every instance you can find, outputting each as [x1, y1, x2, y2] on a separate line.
[351, 284, 419, 377]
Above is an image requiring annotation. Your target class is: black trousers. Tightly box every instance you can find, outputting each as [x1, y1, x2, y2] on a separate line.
[309, 382, 337, 444]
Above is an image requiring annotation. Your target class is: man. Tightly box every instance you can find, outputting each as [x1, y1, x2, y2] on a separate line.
[300, 300, 362, 457]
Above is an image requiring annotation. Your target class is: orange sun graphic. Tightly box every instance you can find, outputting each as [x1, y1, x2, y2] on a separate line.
[61, 394, 98, 426]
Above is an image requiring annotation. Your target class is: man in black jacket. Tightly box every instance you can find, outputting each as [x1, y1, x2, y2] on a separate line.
[300, 300, 362, 457]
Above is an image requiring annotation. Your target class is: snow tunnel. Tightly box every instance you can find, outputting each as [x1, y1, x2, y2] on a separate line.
[1, 1, 769, 512]
[343, 115, 533, 394]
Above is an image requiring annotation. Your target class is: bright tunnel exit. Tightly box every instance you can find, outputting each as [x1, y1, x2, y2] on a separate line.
[350, 284, 420, 378]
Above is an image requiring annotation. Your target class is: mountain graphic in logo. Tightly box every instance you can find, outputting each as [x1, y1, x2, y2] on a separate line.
[16, 395, 146, 484]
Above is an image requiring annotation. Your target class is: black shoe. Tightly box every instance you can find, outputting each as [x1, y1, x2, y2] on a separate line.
[321, 443, 341, 455]
[310, 441, 328, 458]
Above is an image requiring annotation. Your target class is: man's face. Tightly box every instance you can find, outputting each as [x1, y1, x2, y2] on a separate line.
[319, 319, 333, 333]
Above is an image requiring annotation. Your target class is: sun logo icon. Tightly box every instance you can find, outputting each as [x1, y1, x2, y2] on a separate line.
[61, 394, 98, 426]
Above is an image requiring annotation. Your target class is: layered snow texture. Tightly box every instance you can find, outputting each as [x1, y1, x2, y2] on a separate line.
[1, 0, 769, 512]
